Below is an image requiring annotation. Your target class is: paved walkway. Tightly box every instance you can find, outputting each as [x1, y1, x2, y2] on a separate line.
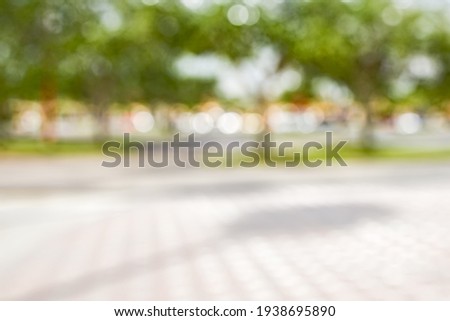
[1, 157, 450, 300]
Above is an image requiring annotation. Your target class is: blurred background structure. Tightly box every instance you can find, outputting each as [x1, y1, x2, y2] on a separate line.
[1, 0, 450, 300]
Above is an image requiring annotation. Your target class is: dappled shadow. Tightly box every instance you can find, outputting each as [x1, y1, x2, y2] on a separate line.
[166, 180, 278, 197]
[10, 203, 391, 300]
[228, 203, 391, 236]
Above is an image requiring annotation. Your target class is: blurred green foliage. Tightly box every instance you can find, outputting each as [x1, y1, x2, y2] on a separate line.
[1, 0, 450, 144]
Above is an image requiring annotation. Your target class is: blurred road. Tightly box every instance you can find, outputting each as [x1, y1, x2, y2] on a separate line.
[1, 157, 450, 300]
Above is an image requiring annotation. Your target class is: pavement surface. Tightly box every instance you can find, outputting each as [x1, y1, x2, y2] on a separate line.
[0, 156, 450, 300]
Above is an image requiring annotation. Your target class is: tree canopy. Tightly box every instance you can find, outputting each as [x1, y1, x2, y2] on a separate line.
[1, 0, 449, 143]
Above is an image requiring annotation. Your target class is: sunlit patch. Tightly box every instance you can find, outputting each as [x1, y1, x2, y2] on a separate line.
[395, 112, 422, 134]
[246, 6, 260, 25]
[180, 0, 208, 12]
[381, 7, 402, 26]
[19, 109, 42, 135]
[131, 111, 155, 133]
[192, 112, 214, 134]
[393, 0, 413, 10]
[407, 54, 441, 80]
[100, 9, 123, 32]
[227, 5, 250, 26]
[312, 77, 353, 105]
[295, 109, 321, 134]
[174, 53, 226, 79]
[242, 113, 264, 134]
[267, 106, 325, 134]
[175, 112, 194, 133]
[267, 110, 290, 133]
[262, 68, 302, 100]
[217, 112, 243, 134]
[390, 75, 416, 99]
[42, 10, 63, 34]
[206, 104, 225, 121]
[141, 0, 159, 6]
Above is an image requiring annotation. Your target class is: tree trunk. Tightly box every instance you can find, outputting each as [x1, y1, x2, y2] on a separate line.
[40, 77, 58, 142]
[88, 76, 113, 143]
[91, 102, 110, 143]
[0, 101, 11, 141]
[256, 100, 270, 136]
[354, 62, 378, 152]
[360, 100, 376, 152]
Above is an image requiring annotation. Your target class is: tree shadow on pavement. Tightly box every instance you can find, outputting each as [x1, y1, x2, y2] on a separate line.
[12, 203, 391, 300]
[227, 203, 391, 236]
